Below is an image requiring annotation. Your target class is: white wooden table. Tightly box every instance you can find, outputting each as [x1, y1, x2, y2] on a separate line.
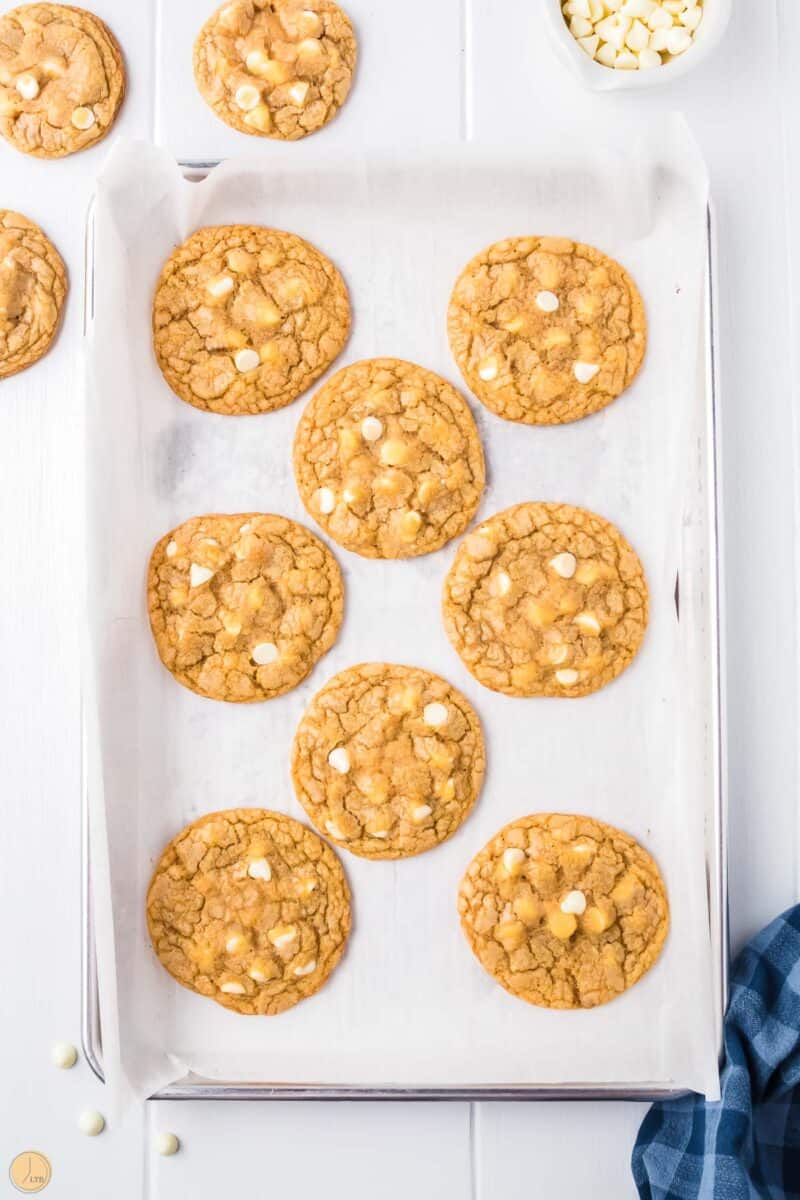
[2, 2, 798, 1196]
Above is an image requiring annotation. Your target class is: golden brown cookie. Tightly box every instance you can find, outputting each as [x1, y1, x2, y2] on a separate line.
[193, 0, 356, 141]
[147, 808, 351, 1015]
[148, 512, 344, 703]
[447, 236, 646, 425]
[152, 224, 351, 416]
[293, 358, 485, 559]
[0, 4, 125, 159]
[442, 502, 648, 698]
[291, 662, 485, 860]
[0, 209, 66, 378]
[458, 813, 669, 1010]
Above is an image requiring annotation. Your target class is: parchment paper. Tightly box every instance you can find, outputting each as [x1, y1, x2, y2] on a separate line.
[86, 117, 720, 1105]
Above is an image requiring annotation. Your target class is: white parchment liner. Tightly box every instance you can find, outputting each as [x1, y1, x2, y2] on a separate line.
[86, 119, 720, 1105]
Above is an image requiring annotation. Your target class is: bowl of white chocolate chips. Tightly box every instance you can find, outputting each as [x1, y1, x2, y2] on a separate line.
[546, 0, 731, 88]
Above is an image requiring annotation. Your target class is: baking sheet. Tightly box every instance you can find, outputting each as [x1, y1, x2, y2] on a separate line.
[85, 117, 720, 1105]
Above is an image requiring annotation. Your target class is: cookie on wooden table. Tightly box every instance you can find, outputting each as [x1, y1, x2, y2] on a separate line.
[153, 224, 350, 416]
[448, 236, 646, 425]
[0, 209, 66, 378]
[294, 358, 485, 559]
[442, 501, 648, 698]
[0, 4, 125, 158]
[458, 812, 669, 1009]
[194, 0, 356, 141]
[292, 662, 485, 859]
[147, 808, 351, 1015]
[147, 512, 344, 702]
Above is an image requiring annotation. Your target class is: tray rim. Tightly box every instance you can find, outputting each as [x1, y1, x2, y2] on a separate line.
[80, 165, 728, 1101]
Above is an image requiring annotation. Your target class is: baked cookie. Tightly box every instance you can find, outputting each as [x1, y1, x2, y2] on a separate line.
[194, 0, 356, 141]
[442, 502, 648, 698]
[458, 813, 669, 1009]
[294, 358, 485, 559]
[448, 236, 646, 425]
[153, 224, 351, 416]
[148, 512, 343, 702]
[291, 662, 485, 860]
[0, 4, 125, 159]
[147, 808, 351, 1015]
[0, 209, 66, 378]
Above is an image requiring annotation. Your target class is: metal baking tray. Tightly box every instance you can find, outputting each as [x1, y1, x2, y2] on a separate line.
[81, 171, 728, 1102]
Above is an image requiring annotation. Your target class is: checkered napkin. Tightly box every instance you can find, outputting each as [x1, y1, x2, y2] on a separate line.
[632, 905, 800, 1199]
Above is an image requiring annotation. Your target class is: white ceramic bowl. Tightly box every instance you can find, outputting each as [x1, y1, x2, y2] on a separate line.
[544, 0, 732, 90]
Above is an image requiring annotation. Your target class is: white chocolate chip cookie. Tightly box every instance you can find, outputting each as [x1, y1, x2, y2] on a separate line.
[291, 662, 486, 859]
[293, 358, 485, 559]
[442, 502, 648, 698]
[147, 809, 351, 1015]
[458, 812, 669, 1009]
[0, 208, 66, 378]
[0, 4, 125, 159]
[147, 512, 344, 702]
[152, 224, 350, 416]
[448, 236, 646, 425]
[193, 0, 356, 141]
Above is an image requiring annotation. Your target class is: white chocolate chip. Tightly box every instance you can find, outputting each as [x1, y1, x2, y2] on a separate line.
[165, 540, 177, 558]
[494, 570, 512, 597]
[15, 73, 39, 99]
[219, 981, 246, 995]
[234, 347, 260, 373]
[577, 33, 600, 57]
[288, 81, 310, 105]
[680, 5, 703, 31]
[535, 290, 560, 313]
[573, 361, 600, 383]
[226, 934, 246, 954]
[248, 857, 272, 881]
[268, 925, 298, 949]
[555, 669, 579, 687]
[411, 804, 433, 824]
[189, 563, 214, 588]
[595, 41, 617, 66]
[51, 1041, 78, 1069]
[294, 960, 317, 977]
[235, 84, 261, 111]
[647, 5, 673, 29]
[638, 47, 662, 67]
[239, 522, 252, 534]
[626, 18, 650, 50]
[155, 1133, 180, 1157]
[575, 611, 602, 636]
[361, 416, 384, 441]
[207, 273, 234, 299]
[325, 819, 346, 840]
[502, 847, 526, 875]
[615, 47, 639, 68]
[249, 965, 268, 983]
[328, 747, 350, 774]
[246, 49, 269, 72]
[595, 14, 630, 49]
[252, 641, 278, 666]
[78, 1110, 105, 1136]
[666, 25, 692, 54]
[478, 357, 498, 382]
[316, 486, 336, 514]
[570, 14, 593, 37]
[549, 552, 576, 579]
[423, 702, 448, 728]
[560, 890, 588, 915]
[71, 106, 95, 130]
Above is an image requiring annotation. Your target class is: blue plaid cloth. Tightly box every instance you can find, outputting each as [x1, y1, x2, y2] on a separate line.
[632, 905, 800, 1199]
